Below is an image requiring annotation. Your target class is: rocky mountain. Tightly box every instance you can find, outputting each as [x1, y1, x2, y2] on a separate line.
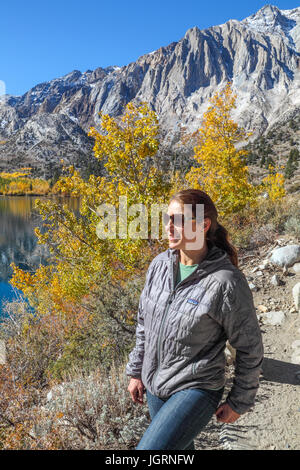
[2, 4, 300, 177]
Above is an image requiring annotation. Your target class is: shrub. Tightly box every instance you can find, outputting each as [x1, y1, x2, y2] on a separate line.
[249, 223, 277, 248]
[47, 275, 145, 380]
[223, 193, 299, 250]
[36, 364, 150, 450]
[0, 364, 42, 449]
[284, 215, 300, 240]
[0, 300, 64, 388]
[1, 274, 145, 385]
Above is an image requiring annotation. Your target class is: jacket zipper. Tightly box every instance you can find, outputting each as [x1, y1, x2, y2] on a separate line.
[152, 260, 201, 391]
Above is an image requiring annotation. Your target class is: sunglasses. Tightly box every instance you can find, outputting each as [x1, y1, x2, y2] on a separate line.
[162, 212, 197, 227]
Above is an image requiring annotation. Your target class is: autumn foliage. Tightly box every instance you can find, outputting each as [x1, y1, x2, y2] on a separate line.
[0, 167, 51, 195]
[185, 83, 285, 217]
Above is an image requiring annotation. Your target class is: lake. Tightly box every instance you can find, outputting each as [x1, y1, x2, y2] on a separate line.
[0, 195, 80, 317]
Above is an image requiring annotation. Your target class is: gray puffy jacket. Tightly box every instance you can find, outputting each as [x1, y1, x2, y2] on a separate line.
[126, 243, 264, 415]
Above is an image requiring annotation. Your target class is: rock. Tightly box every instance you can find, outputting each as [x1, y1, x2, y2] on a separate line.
[255, 270, 263, 276]
[269, 245, 300, 269]
[46, 391, 53, 401]
[263, 310, 285, 326]
[249, 282, 259, 292]
[292, 283, 300, 311]
[292, 263, 300, 274]
[257, 305, 268, 312]
[258, 259, 270, 270]
[270, 274, 281, 286]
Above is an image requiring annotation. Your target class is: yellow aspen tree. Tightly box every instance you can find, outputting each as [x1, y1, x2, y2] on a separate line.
[260, 164, 286, 201]
[10, 102, 169, 318]
[88, 101, 165, 202]
[185, 82, 258, 218]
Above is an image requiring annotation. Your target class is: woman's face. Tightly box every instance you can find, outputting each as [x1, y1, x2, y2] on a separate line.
[164, 200, 211, 251]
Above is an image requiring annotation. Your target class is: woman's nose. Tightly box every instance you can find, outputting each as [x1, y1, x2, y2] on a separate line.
[166, 220, 175, 231]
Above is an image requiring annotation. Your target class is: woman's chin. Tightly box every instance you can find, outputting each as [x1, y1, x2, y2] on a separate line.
[168, 238, 181, 247]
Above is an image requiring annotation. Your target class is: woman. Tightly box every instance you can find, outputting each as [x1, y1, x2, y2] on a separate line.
[126, 189, 264, 450]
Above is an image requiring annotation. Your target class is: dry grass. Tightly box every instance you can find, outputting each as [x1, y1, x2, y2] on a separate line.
[0, 361, 150, 449]
[224, 193, 300, 250]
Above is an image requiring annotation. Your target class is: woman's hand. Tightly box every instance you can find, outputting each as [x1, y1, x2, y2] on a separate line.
[215, 402, 240, 423]
[128, 377, 146, 404]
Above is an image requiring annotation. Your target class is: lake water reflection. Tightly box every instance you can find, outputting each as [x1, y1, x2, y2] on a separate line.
[0, 195, 80, 317]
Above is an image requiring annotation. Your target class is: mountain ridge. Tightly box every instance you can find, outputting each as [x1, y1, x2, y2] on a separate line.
[2, 4, 300, 176]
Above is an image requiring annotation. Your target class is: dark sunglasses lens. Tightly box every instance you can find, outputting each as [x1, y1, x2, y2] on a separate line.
[163, 213, 188, 227]
[162, 213, 170, 225]
[173, 214, 184, 227]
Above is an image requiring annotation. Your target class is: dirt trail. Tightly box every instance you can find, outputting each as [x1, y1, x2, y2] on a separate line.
[194, 237, 300, 450]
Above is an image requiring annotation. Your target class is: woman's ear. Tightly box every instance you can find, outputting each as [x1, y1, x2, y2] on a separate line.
[204, 217, 212, 232]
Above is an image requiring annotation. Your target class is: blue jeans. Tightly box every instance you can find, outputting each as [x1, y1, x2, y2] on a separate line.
[136, 386, 224, 450]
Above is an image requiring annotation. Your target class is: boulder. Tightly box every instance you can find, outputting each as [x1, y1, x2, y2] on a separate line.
[263, 310, 285, 326]
[269, 245, 300, 268]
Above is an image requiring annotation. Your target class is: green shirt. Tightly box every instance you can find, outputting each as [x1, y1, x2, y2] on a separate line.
[175, 261, 198, 287]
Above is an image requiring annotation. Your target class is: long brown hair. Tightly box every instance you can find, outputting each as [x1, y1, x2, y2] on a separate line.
[169, 188, 239, 268]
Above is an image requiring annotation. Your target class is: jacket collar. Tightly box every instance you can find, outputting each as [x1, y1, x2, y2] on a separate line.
[167, 241, 229, 291]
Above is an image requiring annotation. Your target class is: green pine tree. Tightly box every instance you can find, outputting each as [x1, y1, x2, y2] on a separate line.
[284, 150, 299, 179]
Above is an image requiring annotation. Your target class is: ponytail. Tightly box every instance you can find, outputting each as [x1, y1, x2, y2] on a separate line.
[207, 222, 239, 268]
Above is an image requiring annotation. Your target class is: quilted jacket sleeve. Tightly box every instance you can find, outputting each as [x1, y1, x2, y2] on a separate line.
[221, 273, 264, 415]
[125, 291, 146, 379]
[125, 260, 155, 379]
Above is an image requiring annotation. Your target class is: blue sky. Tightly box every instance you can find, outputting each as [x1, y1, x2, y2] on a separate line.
[1, 0, 300, 96]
